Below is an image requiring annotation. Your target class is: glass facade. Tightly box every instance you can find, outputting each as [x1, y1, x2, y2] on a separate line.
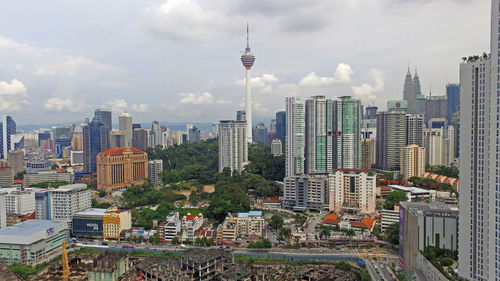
[72, 217, 104, 238]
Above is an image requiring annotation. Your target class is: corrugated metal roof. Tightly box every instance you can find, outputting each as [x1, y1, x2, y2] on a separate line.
[0, 220, 67, 245]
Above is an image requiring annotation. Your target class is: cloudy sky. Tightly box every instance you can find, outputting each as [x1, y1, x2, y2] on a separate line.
[0, 0, 490, 125]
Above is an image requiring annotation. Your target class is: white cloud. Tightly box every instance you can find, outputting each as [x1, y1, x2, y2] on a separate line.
[179, 92, 216, 105]
[43, 97, 89, 113]
[298, 63, 353, 86]
[351, 69, 385, 104]
[0, 79, 28, 112]
[34, 56, 123, 77]
[235, 73, 278, 92]
[131, 103, 149, 112]
[104, 98, 128, 113]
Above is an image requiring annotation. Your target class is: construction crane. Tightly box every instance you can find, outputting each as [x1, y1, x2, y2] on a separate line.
[62, 241, 70, 281]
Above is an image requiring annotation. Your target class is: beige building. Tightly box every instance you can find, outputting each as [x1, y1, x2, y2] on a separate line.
[110, 130, 126, 148]
[96, 147, 148, 191]
[103, 209, 132, 240]
[7, 150, 24, 175]
[361, 138, 373, 170]
[400, 145, 426, 180]
[0, 167, 14, 188]
[71, 130, 83, 151]
[329, 169, 377, 214]
[235, 211, 264, 238]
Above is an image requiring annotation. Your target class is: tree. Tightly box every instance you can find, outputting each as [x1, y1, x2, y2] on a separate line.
[269, 215, 284, 230]
[345, 229, 355, 247]
[279, 227, 292, 241]
[195, 237, 203, 246]
[98, 190, 106, 198]
[386, 222, 400, 245]
[385, 190, 408, 210]
[171, 237, 180, 245]
[321, 227, 331, 239]
[248, 238, 272, 249]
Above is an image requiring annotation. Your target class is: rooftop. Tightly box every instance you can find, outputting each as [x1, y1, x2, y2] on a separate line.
[53, 183, 88, 192]
[400, 201, 459, 216]
[0, 220, 67, 245]
[101, 147, 145, 155]
[74, 208, 107, 217]
[321, 214, 340, 225]
[389, 185, 429, 194]
[237, 211, 262, 218]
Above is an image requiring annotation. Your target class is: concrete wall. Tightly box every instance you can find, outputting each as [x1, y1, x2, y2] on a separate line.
[415, 252, 449, 281]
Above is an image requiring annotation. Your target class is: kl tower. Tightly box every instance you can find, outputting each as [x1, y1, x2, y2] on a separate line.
[241, 24, 255, 143]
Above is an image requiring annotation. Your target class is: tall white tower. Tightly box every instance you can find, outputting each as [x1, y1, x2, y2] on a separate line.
[241, 24, 255, 143]
[119, 112, 133, 148]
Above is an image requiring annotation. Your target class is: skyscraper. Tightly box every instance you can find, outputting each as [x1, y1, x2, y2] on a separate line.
[188, 126, 201, 143]
[400, 145, 425, 180]
[365, 106, 378, 120]
[403, 66, 425, 114]
[425, 95, 448, 121]
[119, 112, 133, 147]
[333, 96, 362, 169]
[0, 116, 16, 160]
[376, 112, 407, 171]
[253, 122, 268, 144]
[458, 2, 500, 279]
[275, 111, 286, 146]
[305, 95, 333, 173]
[446, 83, 460, 125]
[236, 110, 246, 122]
[240, 24, 255, 143]
[150, 121, 161, 148]
[286, 97, 305, 177]
[133, 128, 148, 151]
[406, 114, 424, 147]
[94, 109, 112, 130]
[82, 116, 110, 173]
[218, 120, 248, 173]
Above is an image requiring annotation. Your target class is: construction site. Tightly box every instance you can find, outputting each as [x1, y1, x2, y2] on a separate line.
[24, 248, 365, 281]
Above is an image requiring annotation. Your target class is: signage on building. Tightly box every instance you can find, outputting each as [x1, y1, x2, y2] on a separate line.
[46, 227, 55, 236]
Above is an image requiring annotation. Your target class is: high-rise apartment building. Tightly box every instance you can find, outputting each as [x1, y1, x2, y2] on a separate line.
[376, 112, 407, 171]
[446, 83, 460, 124]
[96, 148, 148, 191]
[283, 173, 329, 211]
[423, 128, 444, 166]
[0, 116, 16, 159]
[218, 120, 248, 173]
[406, 114, 424, 147]
[119, 112, 133, 147]
[333, 96, 362, 169]
[271, 139, 282, 156]
[82, 116, 110, 173]
[400, 145, 425, 180]
[275, 111, 286, 146]
[458, 2, 500, 277]
[94, 109, 112, 130]
[286, 97, 305, 176]
[361, 138, 373, 170]
[329, 169, 377, 214]
[148, 159, 163, 186]
[305, 96, 333, 173]
[71, 130, 83, 151]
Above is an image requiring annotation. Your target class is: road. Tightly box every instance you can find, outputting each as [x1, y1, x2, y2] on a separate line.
[304, 211, 325, 234]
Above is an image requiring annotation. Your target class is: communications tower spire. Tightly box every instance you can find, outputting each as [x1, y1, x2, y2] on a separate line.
[241, 23, 255, 143]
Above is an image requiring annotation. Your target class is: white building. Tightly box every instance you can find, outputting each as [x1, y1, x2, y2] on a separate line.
[380, 205, 399, 232]
[424, 128, 445, 166]
[388, 185, 430, 202]
[283, 173, 329, 211]
[119, 112, 133, 148]
[49, 184, 91, 222]
[70, 150, 84, 166]
[286, 97, 305, 176]
[0, 193, 6, 229]
[235, 211, 264, 238]
[271, 139, 282, 156]
[24, 171, 72, 187]
[400, 145, 425, 179]
[148, 160, 163, 186]
[1, 188, 35, 215]
[458, 2, 500, 278]
[329, 169, 377, 214]
[218, 120, 248, 173]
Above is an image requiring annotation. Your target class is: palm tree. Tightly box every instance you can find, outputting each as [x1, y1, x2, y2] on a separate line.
[346, 229, 355, 247]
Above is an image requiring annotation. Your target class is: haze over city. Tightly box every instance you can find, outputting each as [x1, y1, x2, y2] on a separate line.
[0, 0, 490, 125]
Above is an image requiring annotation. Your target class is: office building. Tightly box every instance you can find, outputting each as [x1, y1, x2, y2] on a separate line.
[403, 67, 426, 115]
[275, 111, 286, 146]
[96, 147, 148, 191]
[218, 120, 248, 173]
[253, 122, 267, 144]
[0, 116, 16, 159]
[400, 145, 425, 180]
[329, 169, 377, 215]
[71, 208, 106, 238]
[236, 110, 246, 121]
[446, 83, 460, 124]
[458, 5, 500, 277]
[71, 130, 83, 151]
[25, 159, 52, 174]
[0, 167, 13, 187]
[148, 159, 163, 186]
[240, 24, 256, 143]
[119, 112, 133, 147]
[110, 130, 126, 148]
[376, 112, 407, 171]
[360, 138, 373, 170]
[400, 202, 458, 277]
[95, 109, 112, 130]
[34, 189, 50, 220]
[333, 96, 362, 169]
[24, 171, 72, 187]
[271, 139, 282, 156]
[269, 119, 277, 133]
[103, 209, 132, 240]
[406, 114, 424, 147]
[7, 150, 24, 175]
[286, 97, 305, 176]
[38, 131, 51, 150]
[3, 188, 35, 215]
[53, 126, 73, 158]
[49, 184, 91, 222]
[304, 95, 333, 173]
[188, 126, 201, 143]
[150, 121, 161, 148]
[83, 116, 110, 173]
[387, 100, 409, 113]
[426, 95, 448, 121]
[283, 173, 329, 211]
[70, 150, 84, 166]
[365, 106, 378, 120]
[133, 128, 148, 151]
[0, 220, 67, 266]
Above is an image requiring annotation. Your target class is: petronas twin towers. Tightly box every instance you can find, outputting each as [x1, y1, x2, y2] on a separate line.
[403, 66, 426, 114]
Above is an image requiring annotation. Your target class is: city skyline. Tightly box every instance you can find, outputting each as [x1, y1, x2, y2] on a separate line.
[0, 0, 491, 125]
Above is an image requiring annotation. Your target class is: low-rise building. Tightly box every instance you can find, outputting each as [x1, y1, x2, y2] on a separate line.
[72, 208, 107, 238]
[283, 173, 329, 211]
[103, 209, 132, 240]
[221, 219, 237, 244]
[380, 204, 400, 232]
[97, 148, 148, 191]
[159, 212, 181, 242]
[389, 185, 431, 202]
[329, 169, 377, 215]
[24, 171, 72, 187]
[0, 167, 14, 188]
[235, 211, 264, 238]
[88, 253, 129, 281]
[49, 184, 91, 223]
[25, 159, 52, 174]
[0, 220, 68, 266]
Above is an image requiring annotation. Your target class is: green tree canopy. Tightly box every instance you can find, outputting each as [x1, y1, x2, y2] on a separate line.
[385, 190, 408, 210]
